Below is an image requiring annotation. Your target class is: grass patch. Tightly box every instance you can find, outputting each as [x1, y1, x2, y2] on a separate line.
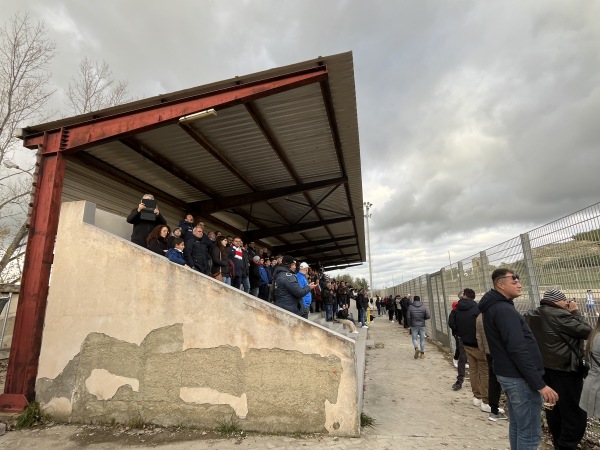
[16, 401, 49, 429]
[127, 414, 145, 429]
[360, 412, 375, 428]
[216, 413, 241, 436]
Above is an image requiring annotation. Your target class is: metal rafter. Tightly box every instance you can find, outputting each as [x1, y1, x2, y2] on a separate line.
[271, 234, 356, 254]
[179, 122, 292, 228]
[318, 74, 361, 260]
[120, 138, 216, 197]
[71, 153, 187, 209]
[293, 243, 357, 258]
[24, 67, 328, 153]
[244, 102, 343, 248]
[244, 217, 352, 241]
[187, 176, 346, 215]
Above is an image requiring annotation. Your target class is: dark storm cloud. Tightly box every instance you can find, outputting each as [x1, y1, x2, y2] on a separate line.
[3, 0, 600, 285]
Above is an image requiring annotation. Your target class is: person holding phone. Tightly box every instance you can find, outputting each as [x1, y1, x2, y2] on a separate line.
[126, 194, 167, 247]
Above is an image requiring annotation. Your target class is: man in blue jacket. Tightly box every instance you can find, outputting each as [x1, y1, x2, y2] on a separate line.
[479, 268, 558, 450]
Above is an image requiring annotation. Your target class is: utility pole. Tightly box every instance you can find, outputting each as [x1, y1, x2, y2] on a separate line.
[364, 202, 373, 298]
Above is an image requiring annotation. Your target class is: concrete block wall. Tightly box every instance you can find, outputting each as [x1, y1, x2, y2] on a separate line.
[36, 201, 359, 435]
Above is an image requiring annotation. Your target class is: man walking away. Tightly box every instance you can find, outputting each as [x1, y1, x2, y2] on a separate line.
[406, 296, 430, 359]
[479, 268, 558, 450]
[525, 289, 591, 450]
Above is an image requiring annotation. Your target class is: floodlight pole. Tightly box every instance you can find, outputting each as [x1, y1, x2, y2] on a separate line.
[364, 202, 373, 297]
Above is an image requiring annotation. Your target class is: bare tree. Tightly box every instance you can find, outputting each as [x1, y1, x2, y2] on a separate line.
[66, 57, 130, 114]
[0, 13, 56, 283]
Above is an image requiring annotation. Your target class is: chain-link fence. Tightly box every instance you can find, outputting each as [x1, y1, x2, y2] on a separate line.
[381, 202, 600, 351]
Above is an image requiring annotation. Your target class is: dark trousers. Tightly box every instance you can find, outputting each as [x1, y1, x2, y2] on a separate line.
[388, 309, 395, 321]
[486, 354, 502, 415]
[402, 308, 409, 327]
[455, 337, 467, 384]
[543, 369, 587, 450]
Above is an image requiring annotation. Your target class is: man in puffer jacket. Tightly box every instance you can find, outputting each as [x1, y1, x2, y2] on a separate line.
[406, 296, 430, 359]
[524, 289, 591, 450]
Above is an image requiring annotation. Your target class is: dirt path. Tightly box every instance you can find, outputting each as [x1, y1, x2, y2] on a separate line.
[0, 317, 515, 449]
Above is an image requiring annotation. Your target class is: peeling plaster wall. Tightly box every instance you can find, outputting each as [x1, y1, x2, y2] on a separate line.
[36, 201, 359, 435]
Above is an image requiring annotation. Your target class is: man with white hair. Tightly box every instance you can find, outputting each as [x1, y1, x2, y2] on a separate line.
[296, 262, 312, 319]
[184, 226, 211, 275]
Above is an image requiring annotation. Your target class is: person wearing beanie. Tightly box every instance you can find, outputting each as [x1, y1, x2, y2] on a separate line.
[273, 256, 316, 315]
[525, 289, 592, 450]
[168, 226, 183, 249]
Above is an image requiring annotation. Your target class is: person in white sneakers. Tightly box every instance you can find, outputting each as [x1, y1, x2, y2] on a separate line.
[454, 288, 491, 412]
[336, 303, 360, 334]
[476, 312, 507, 421]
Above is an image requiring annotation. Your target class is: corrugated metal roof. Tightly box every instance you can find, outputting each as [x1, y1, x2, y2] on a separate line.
[23, 51, 364, 269]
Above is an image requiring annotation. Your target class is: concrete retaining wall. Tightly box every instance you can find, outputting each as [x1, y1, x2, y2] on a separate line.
[36, 201, 359, 435]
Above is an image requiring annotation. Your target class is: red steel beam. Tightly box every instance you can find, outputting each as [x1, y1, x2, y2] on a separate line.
[0, 135, 66, 411]
[24, 67, 328, 154]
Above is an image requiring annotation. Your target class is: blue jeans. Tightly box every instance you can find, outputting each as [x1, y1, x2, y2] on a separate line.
[222, 276, 231, 286]
[411, 326, 426, 352]
[241, 276, 250, 293]
[325, 303, 333, 321]
[358, 308, 366, 326]
[496, 375, 542, 450]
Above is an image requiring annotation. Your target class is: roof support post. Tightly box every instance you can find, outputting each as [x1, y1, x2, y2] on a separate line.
[0, 135, 66, 412]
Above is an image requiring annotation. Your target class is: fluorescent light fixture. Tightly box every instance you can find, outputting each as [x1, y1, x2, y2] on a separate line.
[179, 108, 217, 124]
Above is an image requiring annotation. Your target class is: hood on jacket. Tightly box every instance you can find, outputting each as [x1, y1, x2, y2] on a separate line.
[412, 300, 423, 307]
[478, 289, 512, 313]
[457, 298, 478, 311]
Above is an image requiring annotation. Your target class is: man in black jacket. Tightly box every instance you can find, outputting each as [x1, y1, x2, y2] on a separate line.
[274, 255, 316, 315]
[479, 268, 558, 450]
[184, 226, 211, 275]
[126, 194, 167, 247]
[454, 288, 490, 412]
[524, 289, 591, 450]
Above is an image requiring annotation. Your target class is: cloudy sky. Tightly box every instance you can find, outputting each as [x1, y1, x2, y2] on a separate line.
[4, 0, 600, 289]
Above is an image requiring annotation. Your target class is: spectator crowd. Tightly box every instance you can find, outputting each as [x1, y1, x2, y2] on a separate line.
[127, 194, 600, 450]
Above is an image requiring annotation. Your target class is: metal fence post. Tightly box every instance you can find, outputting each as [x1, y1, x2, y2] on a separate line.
[440, 268, 451, 347]
[426, 273, 436, 341]
[480, 251, 492, 291]
[458, 261, 464, 291]
[520, 232, 541, 307]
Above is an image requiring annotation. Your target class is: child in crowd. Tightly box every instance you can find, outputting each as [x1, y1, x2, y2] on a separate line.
[166, 238, 185, 265]
[168, 227, 182, 248]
